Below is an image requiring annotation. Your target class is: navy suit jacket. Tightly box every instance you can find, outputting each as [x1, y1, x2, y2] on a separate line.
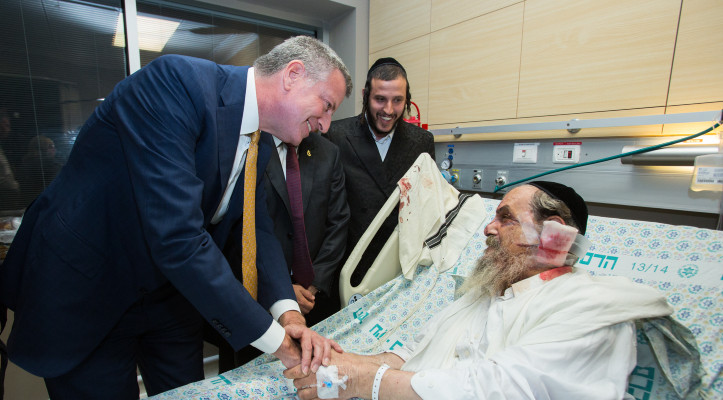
[0, 55, 294, 377]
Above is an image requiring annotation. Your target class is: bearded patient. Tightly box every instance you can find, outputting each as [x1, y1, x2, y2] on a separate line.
[285, 181, 674, 400]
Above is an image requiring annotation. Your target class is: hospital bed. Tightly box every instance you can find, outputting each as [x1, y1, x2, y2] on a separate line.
[152, 154, 722, 400]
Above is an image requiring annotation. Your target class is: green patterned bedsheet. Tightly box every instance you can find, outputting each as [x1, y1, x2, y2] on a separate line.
[152, 198, 722, 400]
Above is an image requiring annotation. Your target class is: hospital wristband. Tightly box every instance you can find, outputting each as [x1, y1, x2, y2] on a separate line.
[371, 363, 390, 400]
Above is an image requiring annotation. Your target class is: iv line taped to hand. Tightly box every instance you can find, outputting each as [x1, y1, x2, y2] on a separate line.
[316, 365, 348, 399]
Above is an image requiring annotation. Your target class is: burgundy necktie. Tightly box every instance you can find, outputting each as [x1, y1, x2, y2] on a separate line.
[286, 145, 315, 288]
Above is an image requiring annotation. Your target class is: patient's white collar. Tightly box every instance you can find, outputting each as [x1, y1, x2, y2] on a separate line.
[506, 266, 573, 298]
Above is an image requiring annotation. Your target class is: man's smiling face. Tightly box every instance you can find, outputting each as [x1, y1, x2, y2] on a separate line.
[366, 76, 407, 137]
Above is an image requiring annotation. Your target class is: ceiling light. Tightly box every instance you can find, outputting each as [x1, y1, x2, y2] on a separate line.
[113, 14, 180, 52]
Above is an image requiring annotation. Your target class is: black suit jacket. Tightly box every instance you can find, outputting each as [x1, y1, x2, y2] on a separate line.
[325, 115, 435, 286]
[263, 132, 350, 296]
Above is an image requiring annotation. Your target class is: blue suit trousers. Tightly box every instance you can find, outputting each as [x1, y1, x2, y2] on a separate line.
[44, 284, 204, 399]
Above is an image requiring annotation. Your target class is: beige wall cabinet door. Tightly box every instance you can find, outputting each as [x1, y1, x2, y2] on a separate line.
[429, 3, 524, 125]
[518, 0, 680, 117]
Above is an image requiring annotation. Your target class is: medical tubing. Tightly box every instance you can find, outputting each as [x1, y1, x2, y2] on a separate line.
[493, 120, 722, 193]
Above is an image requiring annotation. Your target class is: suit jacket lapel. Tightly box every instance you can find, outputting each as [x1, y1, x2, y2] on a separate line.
[266, 144, 291, 215]
[382, 122, 411, 180]
[298, 137, 316, 214]
[212, 132, 273, 244]
[216, 66, 249, 193]
[347, 120, 388, 193]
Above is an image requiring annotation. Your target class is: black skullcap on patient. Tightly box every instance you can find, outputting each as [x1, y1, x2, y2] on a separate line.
[367, 57, 406, 79]
[528, 181, 588, 235]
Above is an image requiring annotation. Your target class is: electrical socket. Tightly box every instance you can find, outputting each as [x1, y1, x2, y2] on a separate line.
[513, 143, 538, 163]
[553, 144, 581, 163]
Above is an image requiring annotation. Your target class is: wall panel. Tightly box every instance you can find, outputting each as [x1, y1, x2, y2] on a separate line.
[368, 0, 722, 222]
[518, 0, 680, 117]
[430, 0, 520, 32]
[369, 0, 430, 53]
[429, 3, 523, 125]
[668, 0, 723, 106]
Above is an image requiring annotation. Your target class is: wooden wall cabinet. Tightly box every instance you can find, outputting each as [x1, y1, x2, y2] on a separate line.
[369, 0, 723, 138]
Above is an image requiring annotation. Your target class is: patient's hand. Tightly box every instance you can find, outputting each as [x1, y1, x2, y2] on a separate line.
[293, 284, 316, 314]
[284, 351, 376, 400]
[286, 352, 420, 400]
[279, 310, 343, 374]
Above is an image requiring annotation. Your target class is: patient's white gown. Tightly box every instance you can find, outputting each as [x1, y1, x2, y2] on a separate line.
[392, 268, 673, 400]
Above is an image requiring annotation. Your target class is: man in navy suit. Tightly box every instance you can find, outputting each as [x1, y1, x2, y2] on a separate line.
[0, 36, 352, 398]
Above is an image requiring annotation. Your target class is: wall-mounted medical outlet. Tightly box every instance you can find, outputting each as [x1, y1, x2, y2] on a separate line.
[553, 142, 581, 164]
[513, 143, 538, 163]
[495, 170, 509, 188]
[449, 168, 461, 187]
[446, 144, 455, 163]
[472, 169, 483, 189]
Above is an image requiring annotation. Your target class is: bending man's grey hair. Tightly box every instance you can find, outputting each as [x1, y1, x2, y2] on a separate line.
[531, 190, 581, 266]
[254, 35, 353, 97]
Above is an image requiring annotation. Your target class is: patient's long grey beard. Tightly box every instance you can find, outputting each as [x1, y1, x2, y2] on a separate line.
[462, 236, 533, 298]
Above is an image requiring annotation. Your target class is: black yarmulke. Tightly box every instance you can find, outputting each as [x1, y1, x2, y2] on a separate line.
[528, 181, 588, 235]
[367, 57, 406, 79]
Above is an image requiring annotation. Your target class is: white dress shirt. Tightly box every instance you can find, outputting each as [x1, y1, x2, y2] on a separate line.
[210, 68, 300, 354]
[366, 113, 394, 161]
[272, 136, 289, 179]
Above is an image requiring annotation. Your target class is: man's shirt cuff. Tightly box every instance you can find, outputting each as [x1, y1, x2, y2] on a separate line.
[270, 299, 301, 320]
[250, 299, 301, 354]
[250, 320, 286, 354]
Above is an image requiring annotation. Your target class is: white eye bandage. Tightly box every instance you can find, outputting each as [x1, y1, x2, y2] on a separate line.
[315, 365, 348, 399]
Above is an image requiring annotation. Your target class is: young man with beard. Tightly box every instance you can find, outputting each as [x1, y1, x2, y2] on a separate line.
[325, 58, 435, 287]
[286, 181, 675, 400]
